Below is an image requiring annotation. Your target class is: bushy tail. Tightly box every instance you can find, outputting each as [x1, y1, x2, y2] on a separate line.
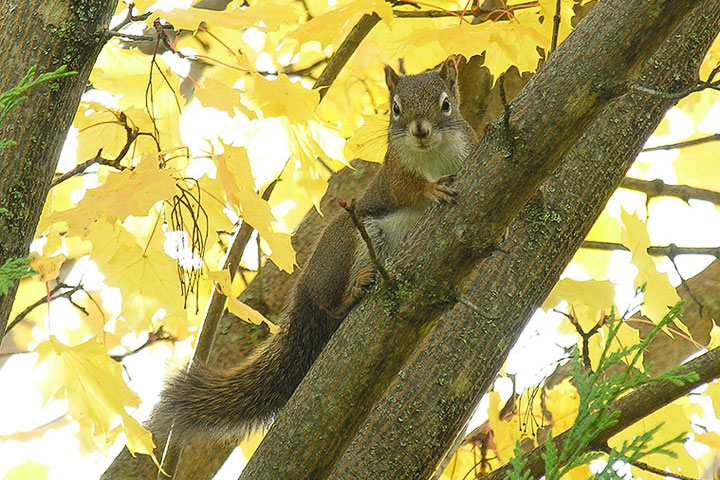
[149, 324, 319, 442]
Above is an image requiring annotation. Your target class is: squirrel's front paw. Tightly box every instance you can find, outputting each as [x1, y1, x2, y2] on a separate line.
[425, 176, 457, 204]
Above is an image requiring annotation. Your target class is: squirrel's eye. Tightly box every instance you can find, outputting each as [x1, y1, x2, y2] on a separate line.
[392, 100, 401, 117]
[441, 97, 451, 113]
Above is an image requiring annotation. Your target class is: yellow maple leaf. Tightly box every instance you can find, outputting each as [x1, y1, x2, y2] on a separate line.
[207, 270, 278, 333]
[569, 249, 611, 281]
[89, 216, 187, 333]
[246, 73, 319, 124]
[706, 378, 720, 419]
[695, 431, 720, 450]
[150, 1, 303, 32]
[214, 145, 296, 273]
[610, 399, 699, 479]
[195, 74, 256, 120]
[33, 337, 158, 462]
[543, 279, 615, 321]
[239, 429, 267, 461]
[74, 108, 128, 161]
[620, 210, 683, 328]
[561, 465, 592, 480]
[28, 252, 66, 283]
[3, 462, 50, 480]
[514, 0, 575, 44]
[49, 157, 176, 236]
[438, 441, 494, 479]
[90, 42, 182, 150]
[545, 378, 579, 434]
[287, 123, 334, 212]
[673, 138, 720, 192]
[344, 113, 388, 163]
[285, 0, 393, 50]
[403, 22, 546, 81]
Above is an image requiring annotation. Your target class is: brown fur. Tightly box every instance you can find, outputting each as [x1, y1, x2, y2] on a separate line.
[149, 55, 478, 443]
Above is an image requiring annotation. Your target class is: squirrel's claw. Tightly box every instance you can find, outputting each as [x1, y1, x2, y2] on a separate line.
[436, 174, 456, 186]
[427, 182, 458, 204]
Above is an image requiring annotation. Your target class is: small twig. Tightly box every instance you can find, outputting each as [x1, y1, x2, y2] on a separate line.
[641, 132, 720, 152]
[110, 327, 175, 362]
[620, 177, 720, 205]
[554, 307, 604, 372]
[109, 3, 153, 32]
[581, 241, 720, 259]
[52, 112, 156, 187]
[5, 283, 86, 334]
[591, 441, 702, 480]
[393, 2, 539, 19]
[109, 31, 154, 42]
[337, 197, 392, 285]
[550, 0, 561, 54]
[666, 255, 704, 318]
[630, 64, 720, 100]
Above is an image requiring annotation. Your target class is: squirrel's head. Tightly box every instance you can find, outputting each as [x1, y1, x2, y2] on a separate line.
[384, 56, 461, 153]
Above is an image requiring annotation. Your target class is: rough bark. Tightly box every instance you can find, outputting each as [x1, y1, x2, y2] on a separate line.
[238, 1, 703, 479]
[328, 4, 720, 478]
[0, 0, 116, 338]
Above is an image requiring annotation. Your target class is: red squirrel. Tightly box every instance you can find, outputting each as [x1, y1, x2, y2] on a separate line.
[150, 56, 478, 441]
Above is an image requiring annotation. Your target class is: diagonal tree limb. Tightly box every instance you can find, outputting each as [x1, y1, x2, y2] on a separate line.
[325, 4, 720, 478]
[239, 1, 710, 479]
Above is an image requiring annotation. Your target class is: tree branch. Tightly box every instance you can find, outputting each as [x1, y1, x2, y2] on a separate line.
[51, 112, 157, 188]
[314, 13, 381, 100]
[110, 328, 176, 362]
[0, 0, 116, 340]
[485, 345, 720, 480]
[582, 241, 720, 259]
[620, 177, 720, 204]
[630, 63, 720, 100]
[642, 133, 720, 152]
[4, 282, 88, 336]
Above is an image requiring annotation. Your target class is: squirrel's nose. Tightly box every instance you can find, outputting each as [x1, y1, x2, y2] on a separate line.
[410, 120, 432, 139]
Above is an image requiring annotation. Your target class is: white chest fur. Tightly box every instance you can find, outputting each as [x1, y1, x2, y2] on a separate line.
[395, 129, 471, 181]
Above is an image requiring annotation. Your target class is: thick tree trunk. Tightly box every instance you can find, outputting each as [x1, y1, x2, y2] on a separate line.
[237, 1, 711, 479]
[328, 5, 720, 478]
[0, 0, 115, 338]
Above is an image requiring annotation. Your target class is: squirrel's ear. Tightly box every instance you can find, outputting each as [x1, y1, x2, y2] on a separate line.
[439, 55, 459, 97]
[384, 64, 399, 91]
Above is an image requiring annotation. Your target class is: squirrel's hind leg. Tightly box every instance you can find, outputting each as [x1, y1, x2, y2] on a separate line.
[328, 266, 377, 319]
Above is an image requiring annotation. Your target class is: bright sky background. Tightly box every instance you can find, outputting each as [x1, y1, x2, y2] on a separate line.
[1, 2, 720, 479]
